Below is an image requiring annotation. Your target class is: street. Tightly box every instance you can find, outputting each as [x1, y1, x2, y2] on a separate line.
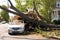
[0, 24, 47, 40]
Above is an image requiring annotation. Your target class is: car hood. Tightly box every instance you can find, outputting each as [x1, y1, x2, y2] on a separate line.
[9, 24, 25, 27]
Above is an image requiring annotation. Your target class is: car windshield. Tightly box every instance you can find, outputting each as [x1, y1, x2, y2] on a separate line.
[9, 20, 24, 25]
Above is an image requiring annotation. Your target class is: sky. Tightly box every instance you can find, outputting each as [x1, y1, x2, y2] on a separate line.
[0, 0, 16, 18]
[0, 0, 26, 6]
[0, 0, 16, 6]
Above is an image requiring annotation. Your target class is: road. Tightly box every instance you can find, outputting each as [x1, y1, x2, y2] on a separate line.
[0, 24, 47, 40]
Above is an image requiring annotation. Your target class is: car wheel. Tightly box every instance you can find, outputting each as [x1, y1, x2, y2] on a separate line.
[8, 33, 14, 35]
[8, 30, 14, 35]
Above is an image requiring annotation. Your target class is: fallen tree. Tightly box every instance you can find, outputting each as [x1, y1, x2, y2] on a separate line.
[0, 0, 60, 31]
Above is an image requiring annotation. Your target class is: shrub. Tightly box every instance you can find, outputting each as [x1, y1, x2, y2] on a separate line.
[53, 20, 60, 25]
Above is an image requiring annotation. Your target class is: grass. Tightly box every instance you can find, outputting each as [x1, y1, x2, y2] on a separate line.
[35, 28, 60, 38]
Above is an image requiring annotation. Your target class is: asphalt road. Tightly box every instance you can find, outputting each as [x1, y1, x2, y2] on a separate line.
[0, 24, 47, 40]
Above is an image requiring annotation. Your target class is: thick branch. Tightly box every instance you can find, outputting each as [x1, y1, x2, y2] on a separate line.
[39, 21, 60, 29]
[0, 6, 36, 23]
[33, 1, 43, 19]
[33, 1, 49, 22]
[8, 0, 36, 20]
[8, 0, 14, 7]
[0, 6, 60, 29]
[8, 0, 23, 15]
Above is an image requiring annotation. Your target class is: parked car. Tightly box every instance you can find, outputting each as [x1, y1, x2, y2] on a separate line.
[8, 20, 25, 35]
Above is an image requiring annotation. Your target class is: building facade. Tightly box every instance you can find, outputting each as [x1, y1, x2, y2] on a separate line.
[52, 0, 60, 21]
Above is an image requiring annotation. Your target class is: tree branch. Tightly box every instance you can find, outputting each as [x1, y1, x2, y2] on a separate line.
[33, 1, 49, 22]
[8, 0, 34, 20]
[8, 0, 14, 7]
[0, 6, 60, 30]
[8, 0, 37, 23]
[33, 1, 42, 18]
[0, 6, 35, 23]
[0, 0, 60, 30]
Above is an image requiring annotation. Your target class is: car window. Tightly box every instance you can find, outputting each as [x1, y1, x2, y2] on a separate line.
[9, 20, 24, 25]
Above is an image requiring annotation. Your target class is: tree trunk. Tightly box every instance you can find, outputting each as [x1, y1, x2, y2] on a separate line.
[0, 6, 60, 30]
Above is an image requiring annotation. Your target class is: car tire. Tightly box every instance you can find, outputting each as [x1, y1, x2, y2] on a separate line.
[8, 33, 13, 35]
[8, 30, 14, 35]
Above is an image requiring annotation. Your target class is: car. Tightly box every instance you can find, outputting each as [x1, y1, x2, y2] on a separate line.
[8, 20, 25, 35]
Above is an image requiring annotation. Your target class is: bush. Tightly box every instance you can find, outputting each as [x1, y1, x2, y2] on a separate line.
[53, 20, 60, 24]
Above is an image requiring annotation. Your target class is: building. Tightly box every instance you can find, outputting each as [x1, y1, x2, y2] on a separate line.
[52, 0, 60, 21]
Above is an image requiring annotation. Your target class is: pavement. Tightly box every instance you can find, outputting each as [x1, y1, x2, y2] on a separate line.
[0, 24, 47, 40]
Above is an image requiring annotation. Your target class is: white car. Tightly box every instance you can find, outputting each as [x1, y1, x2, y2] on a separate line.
[8, 20, 25, 35]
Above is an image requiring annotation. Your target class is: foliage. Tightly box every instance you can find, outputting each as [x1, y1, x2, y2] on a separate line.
[37, 0, 56, 23]
[15, 0, 33, 12]
[15, 0, 40, 12]
[15, 0, 56, 23]
[35, 28, 60, 37]
[53, 20, 60, 25]
[0, 5, 9, 22]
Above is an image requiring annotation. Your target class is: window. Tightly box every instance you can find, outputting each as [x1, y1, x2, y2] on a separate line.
[58, 0, 60, 1]
[56, 2, 60, 7]
[58, 3, 59, 6]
